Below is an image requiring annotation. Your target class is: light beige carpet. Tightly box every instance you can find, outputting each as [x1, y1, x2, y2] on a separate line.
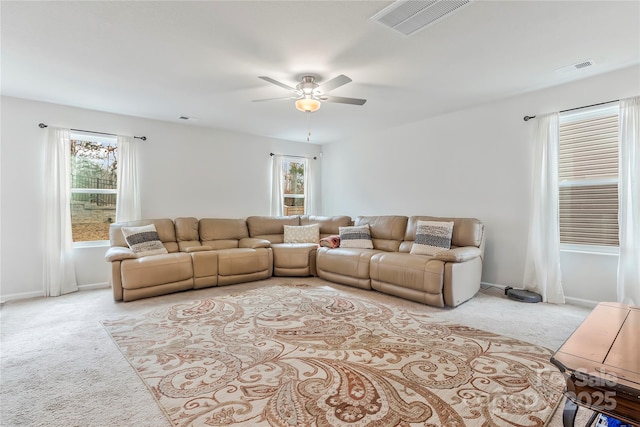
[102, 284, 567, 427]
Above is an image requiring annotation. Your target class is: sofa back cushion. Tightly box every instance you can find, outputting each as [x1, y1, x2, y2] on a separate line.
[354, 216, 408, 252]
[246, 216, 300, 243]
[199, 218, 249, 249]
[300, 215, 352, 238]
[402, 216, 484, 253]
[174, 217, 202, 251]
[110, 218, 178, 253]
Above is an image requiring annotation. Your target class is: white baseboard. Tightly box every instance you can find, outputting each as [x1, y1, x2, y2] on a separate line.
[0, 290, 44, 304]
[1, 282, 109, 304]
[564, 296, 599, 309]
[78, 282, 109, 291]
[480, 281, 507, 290]
[480, 281, 598, 308]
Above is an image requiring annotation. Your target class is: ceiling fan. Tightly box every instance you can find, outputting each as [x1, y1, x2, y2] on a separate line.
[253, 74, 367, 112]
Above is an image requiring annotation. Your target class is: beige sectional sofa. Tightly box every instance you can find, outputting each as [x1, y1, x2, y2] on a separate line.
[106, 214, 484, 308]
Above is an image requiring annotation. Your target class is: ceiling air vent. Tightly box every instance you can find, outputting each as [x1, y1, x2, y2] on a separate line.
[371, 0, 472, 36]
[555, 60, 596, 74]
[574, 60, 594, 70]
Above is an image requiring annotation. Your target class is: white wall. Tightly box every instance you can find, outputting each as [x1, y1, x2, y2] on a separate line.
[0, 96, 321, 301]
[320, 65, 640, 304]
[2, 66, 638, 303]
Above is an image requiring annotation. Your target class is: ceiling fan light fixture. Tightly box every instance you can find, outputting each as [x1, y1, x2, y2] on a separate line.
[255, 74, 366, 113]
[295, 98, 321, 113]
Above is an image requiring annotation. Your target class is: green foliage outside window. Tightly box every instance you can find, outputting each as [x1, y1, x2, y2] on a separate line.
[284, 161, 304, 195]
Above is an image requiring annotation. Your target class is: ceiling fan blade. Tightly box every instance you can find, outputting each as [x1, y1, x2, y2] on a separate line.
[252, 96, 298, 102]
[323, 95, 367, 106]
[258, 76, 296, 92]
[318, 74, 352, 93]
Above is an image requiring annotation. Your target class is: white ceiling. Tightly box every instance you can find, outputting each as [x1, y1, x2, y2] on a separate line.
[2, 1, 639, 144]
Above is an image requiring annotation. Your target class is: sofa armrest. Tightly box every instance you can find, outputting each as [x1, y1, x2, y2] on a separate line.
[105, 247, 137, 262]
[434, 247, 481, 262]
[184, 245, 213, 253]
[239, 238, 271, 249]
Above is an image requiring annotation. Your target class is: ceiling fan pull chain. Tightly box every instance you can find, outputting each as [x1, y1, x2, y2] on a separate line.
[306, 111, 311, 142]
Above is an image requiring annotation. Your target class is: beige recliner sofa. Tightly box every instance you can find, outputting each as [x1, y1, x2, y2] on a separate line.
[316, 215, 485, 307]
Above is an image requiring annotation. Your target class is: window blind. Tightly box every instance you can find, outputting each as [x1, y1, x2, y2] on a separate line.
[558, 111, 619, 246]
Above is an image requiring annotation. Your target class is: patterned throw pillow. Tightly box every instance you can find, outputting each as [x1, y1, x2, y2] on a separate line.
[339, 224, 374, 249]
[121, 224, 168, 257]
[283, 224, 320, 243]
[410, 220, 454, 256]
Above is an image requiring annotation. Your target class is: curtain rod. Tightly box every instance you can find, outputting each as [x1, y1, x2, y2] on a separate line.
[38, 123, 147, 141]
[270, 152, 317, 160]
[523, 99, 619, 122]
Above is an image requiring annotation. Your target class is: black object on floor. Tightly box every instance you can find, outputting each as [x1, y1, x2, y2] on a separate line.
[504, 286, 543, 303]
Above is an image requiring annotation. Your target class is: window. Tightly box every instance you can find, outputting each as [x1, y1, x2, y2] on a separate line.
[70, 132, 118, 243]
[558, 104, 619, 247]
[280, 157, 307, 215]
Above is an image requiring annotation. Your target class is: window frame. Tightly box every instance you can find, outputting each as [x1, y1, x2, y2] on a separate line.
[558, 103, 620, 253]
[69, 131, 118, 246]
[280, 156, 308, 216]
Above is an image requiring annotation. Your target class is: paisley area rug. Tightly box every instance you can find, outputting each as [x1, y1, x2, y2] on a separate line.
[102, 284, 565, 427]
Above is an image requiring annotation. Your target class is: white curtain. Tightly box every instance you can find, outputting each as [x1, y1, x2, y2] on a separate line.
[617, 96, 640, 305]
[270, 154, 284, 216]
[43, 127, 78, 297]
[304, 158, 316, 215]
[115, 135, 141, 223]
[523, 113, 565, 304]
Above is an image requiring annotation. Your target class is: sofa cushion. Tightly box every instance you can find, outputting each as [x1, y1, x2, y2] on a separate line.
[120, 252, 192, 290]
[175, 217, 202, 251]
[339, 225, 373, 249]
[355, 216, 408, 252]
[316, 247, 380, 289]
[283, 224, 320, 243]
[370, 252, 445, 295]
[199, 218, 249, 249]
[271, 243, 318, 270]
[246, 216, 300, 243]
[300, 215, 352, 237]
[121, 224, 169, 257]
[216, 248, 272, 276]
[410, 220, 454, 256]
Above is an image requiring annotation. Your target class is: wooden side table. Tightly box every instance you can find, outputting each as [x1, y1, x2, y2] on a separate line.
[551, 302, 640, 426]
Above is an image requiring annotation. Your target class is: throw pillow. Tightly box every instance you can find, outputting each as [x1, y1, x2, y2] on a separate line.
[410, 220, 454, 256]
[339, 224, 373, 249]
[121, 224, 168, 257]
[283, 224, 320, 243]
[319, 234, 340, 248]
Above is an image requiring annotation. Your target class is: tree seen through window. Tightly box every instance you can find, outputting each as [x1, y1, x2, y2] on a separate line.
[283, 160, 305, 215]
[70, 134, 118, 242]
